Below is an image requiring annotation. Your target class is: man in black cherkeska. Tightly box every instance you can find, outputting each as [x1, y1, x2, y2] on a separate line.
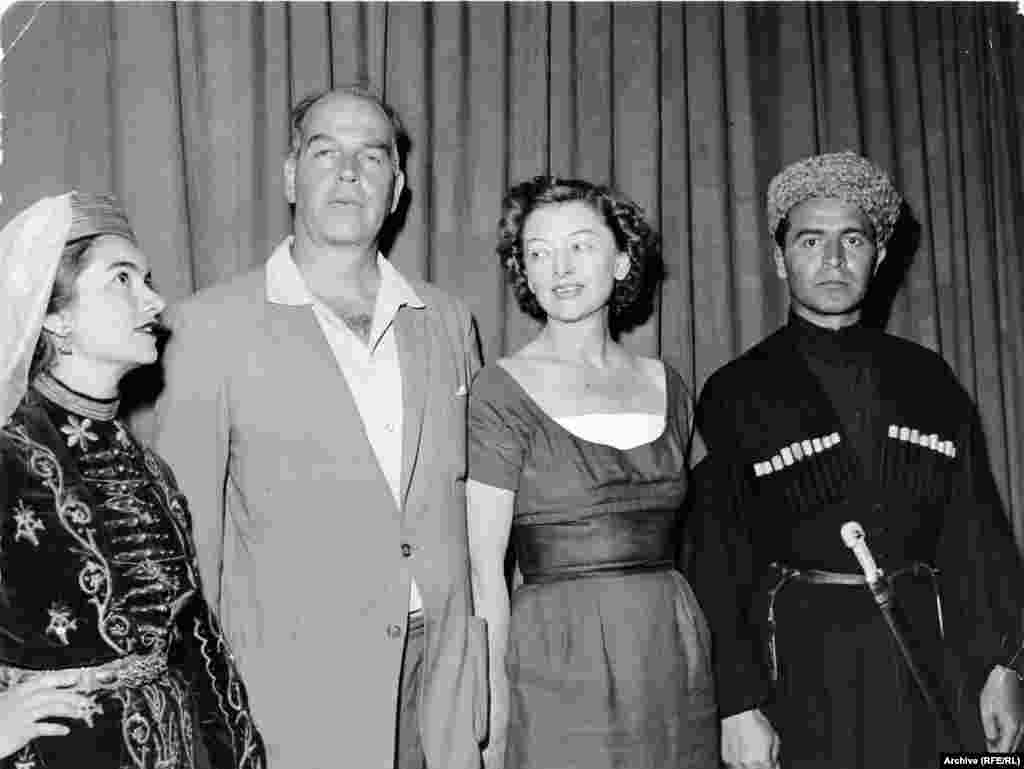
[689, 151, 1024, 769]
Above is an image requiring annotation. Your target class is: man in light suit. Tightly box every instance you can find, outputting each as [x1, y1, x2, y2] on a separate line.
[153, 85, 487, 769]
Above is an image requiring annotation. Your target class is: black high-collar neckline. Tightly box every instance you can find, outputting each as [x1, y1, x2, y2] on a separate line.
[788, 311, 872, 365]
[33, 372, 120, 421]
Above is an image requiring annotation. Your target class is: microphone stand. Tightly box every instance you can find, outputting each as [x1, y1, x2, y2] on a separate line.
[840, 522, 965, 751]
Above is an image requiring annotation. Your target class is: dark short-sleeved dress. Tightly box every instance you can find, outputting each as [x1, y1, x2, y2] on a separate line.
[468, 362, 717, 769]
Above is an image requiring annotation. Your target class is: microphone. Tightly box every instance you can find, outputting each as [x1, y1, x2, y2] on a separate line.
[840, 521, 883, 585]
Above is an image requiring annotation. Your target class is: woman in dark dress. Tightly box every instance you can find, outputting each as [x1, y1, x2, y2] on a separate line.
[0, 193, 264, 769]
[467, 177, 718, 769]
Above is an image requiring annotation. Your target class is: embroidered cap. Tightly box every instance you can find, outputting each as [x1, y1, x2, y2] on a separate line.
[67, 192, 136, 245]
[766, 150, 903, 246]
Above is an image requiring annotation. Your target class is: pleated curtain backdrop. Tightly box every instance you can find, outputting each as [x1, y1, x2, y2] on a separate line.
[2, 2, 1023, 541]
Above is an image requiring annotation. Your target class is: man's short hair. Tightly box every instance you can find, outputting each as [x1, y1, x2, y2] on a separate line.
[288, 84, 409, 169]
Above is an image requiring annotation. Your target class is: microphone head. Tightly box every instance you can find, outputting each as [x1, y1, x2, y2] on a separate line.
[840, 521, 865, 549]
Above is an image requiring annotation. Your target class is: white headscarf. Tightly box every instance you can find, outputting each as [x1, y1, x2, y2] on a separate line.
[0, 194, 73, 424]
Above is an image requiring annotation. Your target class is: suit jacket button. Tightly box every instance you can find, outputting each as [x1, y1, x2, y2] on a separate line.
[387, 624, 402, 639]
[401, 543, 412, 557]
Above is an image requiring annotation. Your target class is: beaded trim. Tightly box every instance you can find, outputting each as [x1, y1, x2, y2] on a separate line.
[33, 372, 119, 421]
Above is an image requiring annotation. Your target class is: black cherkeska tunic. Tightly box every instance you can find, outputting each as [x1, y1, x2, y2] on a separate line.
[0, 374, 265, 769]
[688, 313, 1024, 768]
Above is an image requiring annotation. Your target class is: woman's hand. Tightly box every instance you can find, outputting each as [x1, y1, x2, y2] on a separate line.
[0, 669, 99, 758]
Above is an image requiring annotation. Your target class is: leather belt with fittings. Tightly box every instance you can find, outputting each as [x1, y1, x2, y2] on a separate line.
[766, 561, 943, 683]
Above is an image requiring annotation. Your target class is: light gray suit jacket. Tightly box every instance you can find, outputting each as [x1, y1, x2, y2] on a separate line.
[153, 256, 486, 768]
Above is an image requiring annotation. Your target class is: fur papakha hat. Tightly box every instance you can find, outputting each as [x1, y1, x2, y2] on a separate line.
[766, 150, 903, 246]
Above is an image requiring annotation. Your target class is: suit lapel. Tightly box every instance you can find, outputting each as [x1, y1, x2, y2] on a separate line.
[264, 302, 360, 418]
[395, 305, 430, 514]
[263, 301, 400, 500]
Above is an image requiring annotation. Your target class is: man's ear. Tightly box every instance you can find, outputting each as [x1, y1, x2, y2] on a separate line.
[390, 169, 406, 214]
[283, 155, 297, 205]
[873, 245, 887, 275]
[773, 245, 788, 280]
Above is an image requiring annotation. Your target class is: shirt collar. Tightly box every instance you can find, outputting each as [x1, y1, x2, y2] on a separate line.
[265, 236, 425, 314]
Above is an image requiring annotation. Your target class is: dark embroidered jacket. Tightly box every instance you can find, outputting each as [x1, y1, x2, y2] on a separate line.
[689, 316, 1024, 719]
[0, 383, 265, 769]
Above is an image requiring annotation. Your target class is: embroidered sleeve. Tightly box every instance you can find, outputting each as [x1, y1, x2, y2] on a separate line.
[174, 594, 265, 769]
[147, 454, 264, 769]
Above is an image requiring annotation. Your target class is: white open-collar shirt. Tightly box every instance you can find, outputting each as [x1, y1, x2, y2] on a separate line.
[266, 238, 424, 612]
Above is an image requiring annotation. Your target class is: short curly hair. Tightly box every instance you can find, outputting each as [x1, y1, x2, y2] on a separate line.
[496, 176, 662, 329]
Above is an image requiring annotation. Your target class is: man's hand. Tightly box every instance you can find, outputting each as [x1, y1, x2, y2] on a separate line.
[721, 708, 780, 769]
[980, 665, 1024, 752]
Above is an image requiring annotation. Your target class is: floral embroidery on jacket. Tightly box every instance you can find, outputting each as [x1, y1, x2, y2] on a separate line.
[60, 415, 98, 450]
[5, 424, 128, 655]
[12, 746, 37, 769]
[45, 603, 79, 645]
[119, 677, 194, 769]
[12, 501, 44, 546]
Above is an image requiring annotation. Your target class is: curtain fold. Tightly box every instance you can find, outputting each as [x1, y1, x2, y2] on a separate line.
[2, 1, 1023, 537]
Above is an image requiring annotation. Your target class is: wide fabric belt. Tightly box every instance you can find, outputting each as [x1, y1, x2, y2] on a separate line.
[515, 509, 678, 586]
[766, 561, 944, 682]
[523, 560, 675, 585]
[0, 651, 169, 692]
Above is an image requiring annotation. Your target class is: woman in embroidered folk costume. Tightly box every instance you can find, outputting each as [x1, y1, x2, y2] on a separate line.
[467, 177, 718, 769]
[0, 193, 265, 769]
